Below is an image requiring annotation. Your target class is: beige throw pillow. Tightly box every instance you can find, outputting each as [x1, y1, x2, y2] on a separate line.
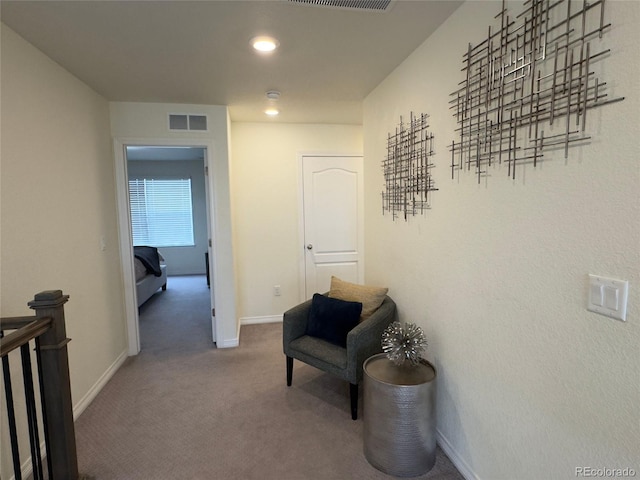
[328, 276, 388, 320]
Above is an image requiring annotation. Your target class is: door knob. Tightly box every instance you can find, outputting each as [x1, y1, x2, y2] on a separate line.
[306, 244, 313, 250]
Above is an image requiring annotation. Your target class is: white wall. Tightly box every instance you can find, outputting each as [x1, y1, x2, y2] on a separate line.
[230, 122, 362, 322]
[363, 1, 639, 479]
[110, 102, 238, 346]
[128, 159, 208, 276]
[1, 24, 128, 478]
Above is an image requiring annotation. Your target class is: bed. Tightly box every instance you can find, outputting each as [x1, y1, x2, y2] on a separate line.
[134, 246, 167, 307]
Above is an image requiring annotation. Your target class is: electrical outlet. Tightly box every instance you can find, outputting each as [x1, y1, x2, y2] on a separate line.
[274, 285, 281, 296]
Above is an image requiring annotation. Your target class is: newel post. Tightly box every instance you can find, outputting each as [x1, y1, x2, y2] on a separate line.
[29, 290, 79, 480]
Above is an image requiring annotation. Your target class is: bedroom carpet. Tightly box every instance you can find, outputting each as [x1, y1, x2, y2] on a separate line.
[74, 275, 464, 480]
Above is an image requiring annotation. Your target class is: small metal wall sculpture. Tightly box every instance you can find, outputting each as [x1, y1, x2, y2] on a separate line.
[449, 0, 624, 183]
[382, 112, 437, 220]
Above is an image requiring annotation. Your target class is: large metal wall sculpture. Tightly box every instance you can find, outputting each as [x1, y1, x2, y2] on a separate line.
[449, 0, 624, 183]
[382, 112, 437, 220]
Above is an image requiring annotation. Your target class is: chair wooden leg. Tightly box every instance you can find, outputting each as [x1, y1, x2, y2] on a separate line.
[286, 356, 293, 386]
[350, 383, 358, 420]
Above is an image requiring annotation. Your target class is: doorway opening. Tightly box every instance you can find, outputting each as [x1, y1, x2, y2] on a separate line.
[115, 140, 218, 355]
[126, 146, 214, 349]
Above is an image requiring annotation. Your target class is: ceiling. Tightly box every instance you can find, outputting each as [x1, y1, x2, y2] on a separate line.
[1, 0, 463, 124]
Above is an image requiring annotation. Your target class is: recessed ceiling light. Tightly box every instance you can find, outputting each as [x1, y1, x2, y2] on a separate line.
[265, 108, 279, 116]
[252, 36, 279, 53]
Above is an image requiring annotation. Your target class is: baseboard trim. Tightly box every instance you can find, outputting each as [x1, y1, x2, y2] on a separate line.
[9, 350, 128, 480]
[436, 428, 480, 480]
[10, 441, 45, 480]
[240, 314, 283, 325]
[217, 322, 240, 348]
[217, 337, 239, 348]
[73, 349, 128, 420]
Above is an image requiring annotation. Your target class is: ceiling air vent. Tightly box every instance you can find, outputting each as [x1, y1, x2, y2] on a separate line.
[287, 0, 394, 12]
[168, 114, 208, 132]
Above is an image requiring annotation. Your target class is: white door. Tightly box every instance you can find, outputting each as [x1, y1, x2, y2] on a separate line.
[203, 154, 217, 343]
[302, 155, 364, 298]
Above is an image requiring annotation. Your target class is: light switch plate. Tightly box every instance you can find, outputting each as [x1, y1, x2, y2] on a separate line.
[587, 274, 628, 321]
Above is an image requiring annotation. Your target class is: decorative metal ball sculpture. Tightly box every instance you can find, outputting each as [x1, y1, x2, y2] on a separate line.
[382, 321, 428, 367]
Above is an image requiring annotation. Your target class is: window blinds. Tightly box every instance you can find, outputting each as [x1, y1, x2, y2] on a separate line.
[129, 178, 195, 247]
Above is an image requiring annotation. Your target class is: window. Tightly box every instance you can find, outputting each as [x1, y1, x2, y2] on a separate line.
[129, 178, 195, 247]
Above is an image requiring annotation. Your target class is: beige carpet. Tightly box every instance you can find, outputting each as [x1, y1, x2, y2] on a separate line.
[74, 275, 464, 480]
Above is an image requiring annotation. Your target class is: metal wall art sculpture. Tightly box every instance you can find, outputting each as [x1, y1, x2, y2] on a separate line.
[382, 112, 437, 220]
[449, 0, 624, 183]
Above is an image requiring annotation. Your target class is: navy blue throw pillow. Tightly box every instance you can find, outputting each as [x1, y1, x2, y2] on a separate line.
[307, 293, 363, 347]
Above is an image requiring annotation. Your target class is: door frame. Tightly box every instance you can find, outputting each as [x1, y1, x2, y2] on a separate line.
[114, 137, 218, 355]
[297, 152, 364, 303]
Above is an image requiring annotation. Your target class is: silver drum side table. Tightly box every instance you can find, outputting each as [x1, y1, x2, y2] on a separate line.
[363, 353, 437, 477]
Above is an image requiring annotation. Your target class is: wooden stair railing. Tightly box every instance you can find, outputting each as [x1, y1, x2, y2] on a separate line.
[1, 290, 79, 480]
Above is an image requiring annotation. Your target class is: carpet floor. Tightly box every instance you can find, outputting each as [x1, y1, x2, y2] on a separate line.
[74, 275, 464, 480]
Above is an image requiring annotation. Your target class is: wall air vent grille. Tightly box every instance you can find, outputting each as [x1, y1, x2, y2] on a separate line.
[287, 0, 393, 12]
[168, 114, 208, 132]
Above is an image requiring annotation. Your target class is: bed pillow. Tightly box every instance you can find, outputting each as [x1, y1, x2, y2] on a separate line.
[328, 276, 388, 320]
[133, 246, 162, 276]
[134, 258, 148, 282]
[306, 294, 362, 347]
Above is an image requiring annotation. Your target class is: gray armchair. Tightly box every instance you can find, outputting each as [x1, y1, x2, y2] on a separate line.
[283, 294, 397, 420]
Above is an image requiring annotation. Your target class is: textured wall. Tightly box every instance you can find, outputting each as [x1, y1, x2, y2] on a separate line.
[110, 101, 238, 346]
[1, 24, 127, 478]
[363, 1, 639, 478]
[230, 122, 362, 320]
